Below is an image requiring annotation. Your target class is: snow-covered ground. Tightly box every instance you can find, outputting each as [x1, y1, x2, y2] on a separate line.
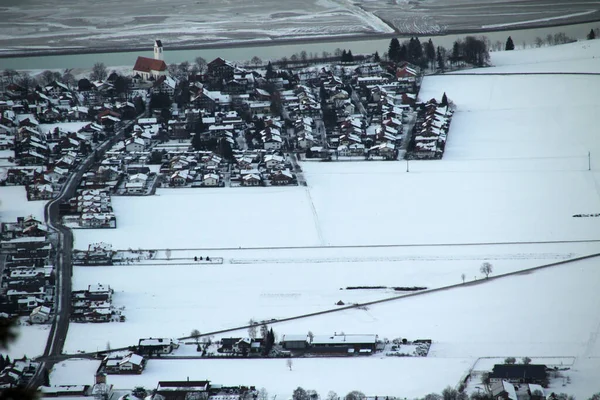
[53, 256, 600, 398]
[72, 187, 322, 250]
[63, 242, 589, 353]
[0, 185, 46, 223]
[4, 320, 51, 360]
[472, 39, 600, 73]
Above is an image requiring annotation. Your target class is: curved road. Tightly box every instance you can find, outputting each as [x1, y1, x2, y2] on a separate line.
[26, 117, 142, 389]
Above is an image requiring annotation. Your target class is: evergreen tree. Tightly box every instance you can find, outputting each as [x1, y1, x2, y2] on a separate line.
[398, 44, 408, 62]
[436, 46, 446, 71]
[588, 29, 596, 40]
[388, 38, 401, 62]
[265, 61, 276, 79]
[373, 51, 380, 62]
[425, 38, 436, 68]
[43, 367, 50, 386]
[341, 50, 348, 62]
[408, 37, 423, 64]
[441, 92, 448, 107]
[347, 50, 354, 62]
[505, 36, 515, 50]
[451, 41, 461, 66]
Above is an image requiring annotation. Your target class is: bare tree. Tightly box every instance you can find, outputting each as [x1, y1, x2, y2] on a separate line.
[195, 57, 207, 72]
[90, 62, 107, 81]
[344, 391, 366, 400]
[191, 329, 201, 344]
[17, 73, 35, 95]
[461, 273, 466, 283]
[62, 69, 76, 86]
[326, 392, 338, 400]
[546, 34, 554, 45]
[290, 54, 299, 62]
[300, 50, 308, 61]
[322, 51, 330, 59]
[248, 319, 257, 339]
[535, 37, 544, 47]
[106, 341, 111, 350]
[480, 262, 493, 278]
[168, 63, 178, 77]
[522, 356, 532, 365]
[165, 249, 172, 260]
[258, 388, 269, 400]
[308, 331, 314, 342]
[286, 358, 293, 371]
[251, 56, 262, 66]
[504, 356, 516, 364]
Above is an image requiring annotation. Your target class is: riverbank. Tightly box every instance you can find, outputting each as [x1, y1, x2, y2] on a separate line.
[2, 16, 600, 60]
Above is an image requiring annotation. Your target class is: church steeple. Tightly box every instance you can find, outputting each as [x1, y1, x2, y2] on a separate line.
[154, 40, 163, 61]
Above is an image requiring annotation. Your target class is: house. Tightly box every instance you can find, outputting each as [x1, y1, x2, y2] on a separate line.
[269, 169, 294, 186]
[29, 305, 51, 324]
[528, 384, 545, 400]
[104, 352, 146, 374]
[310, 333, 378, 354]
[156, 380, 209, 400]
[263, 154, 284, 170]
[138, 338, 177, 355]
[203, 173, 220, 187]
[241, 173, 261, 186]
[281, 334, 308, 350]
[125, 173, 148, 194]
[125, 137, 145, 152]
[490, 381, 517, 400]
[489, 364, 548, 385]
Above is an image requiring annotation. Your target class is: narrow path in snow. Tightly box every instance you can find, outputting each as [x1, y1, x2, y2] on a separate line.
[111, 238, 600, 252]
[304, 186, 326, 246]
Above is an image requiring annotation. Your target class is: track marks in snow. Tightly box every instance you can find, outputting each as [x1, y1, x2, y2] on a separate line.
[229, 252, 576, 265]
[304, 187, 325, 246]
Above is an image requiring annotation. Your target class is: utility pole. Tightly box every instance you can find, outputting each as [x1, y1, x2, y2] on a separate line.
[406, 159, 409, 173]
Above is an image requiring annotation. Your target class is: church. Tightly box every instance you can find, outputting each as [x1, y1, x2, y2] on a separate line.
[133, 40, 168, 80]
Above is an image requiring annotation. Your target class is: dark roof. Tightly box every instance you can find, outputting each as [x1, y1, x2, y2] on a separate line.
[133, 56, 167, 73]
[491, 364, 547, 380]
[158, 380, 209, 388]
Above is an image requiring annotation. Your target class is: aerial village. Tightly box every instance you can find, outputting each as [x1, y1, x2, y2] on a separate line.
[0, 39, 461, 399]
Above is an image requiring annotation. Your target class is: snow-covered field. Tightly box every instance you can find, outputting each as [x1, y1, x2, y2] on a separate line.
[72, 187, 321, 250]
[482, 39, 600, 73]
[0, 185, 46, 223]
[4, 320, 50, 360]
[64, 242, 589, 353]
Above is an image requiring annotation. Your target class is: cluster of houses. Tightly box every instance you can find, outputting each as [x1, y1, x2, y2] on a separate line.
[0, 216, 55, 321]
[486, 363, 551, 400]
[60, 188, 117, 228]
[72, 242, 115, 266]
[71, 283, 122, 323]
[0, 356, 41, 390]
[407, 98, 454, 159]
[0, 81, 127, 200]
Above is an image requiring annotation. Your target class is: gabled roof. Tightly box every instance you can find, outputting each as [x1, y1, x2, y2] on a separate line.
[133, 56, 167, 73]
[490, 364, 547, 381]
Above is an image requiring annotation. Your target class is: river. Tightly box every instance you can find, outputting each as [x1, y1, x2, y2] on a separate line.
[1, 20, 599, 70]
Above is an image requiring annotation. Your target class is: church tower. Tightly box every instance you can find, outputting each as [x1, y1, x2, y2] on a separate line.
[154, 40, 163, 61]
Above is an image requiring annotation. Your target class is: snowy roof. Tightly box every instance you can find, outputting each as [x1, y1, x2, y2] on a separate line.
[312, 334, 377, 345]
[139, 338, 172, 347]
[502, 381, 517, 400]
[120, 353, 144, 366]
[282, 334, 308, 342]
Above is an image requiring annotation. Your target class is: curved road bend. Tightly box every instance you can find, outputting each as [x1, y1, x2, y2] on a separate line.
[27, 116, 143, 390]
[35, 251, 600, 363]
